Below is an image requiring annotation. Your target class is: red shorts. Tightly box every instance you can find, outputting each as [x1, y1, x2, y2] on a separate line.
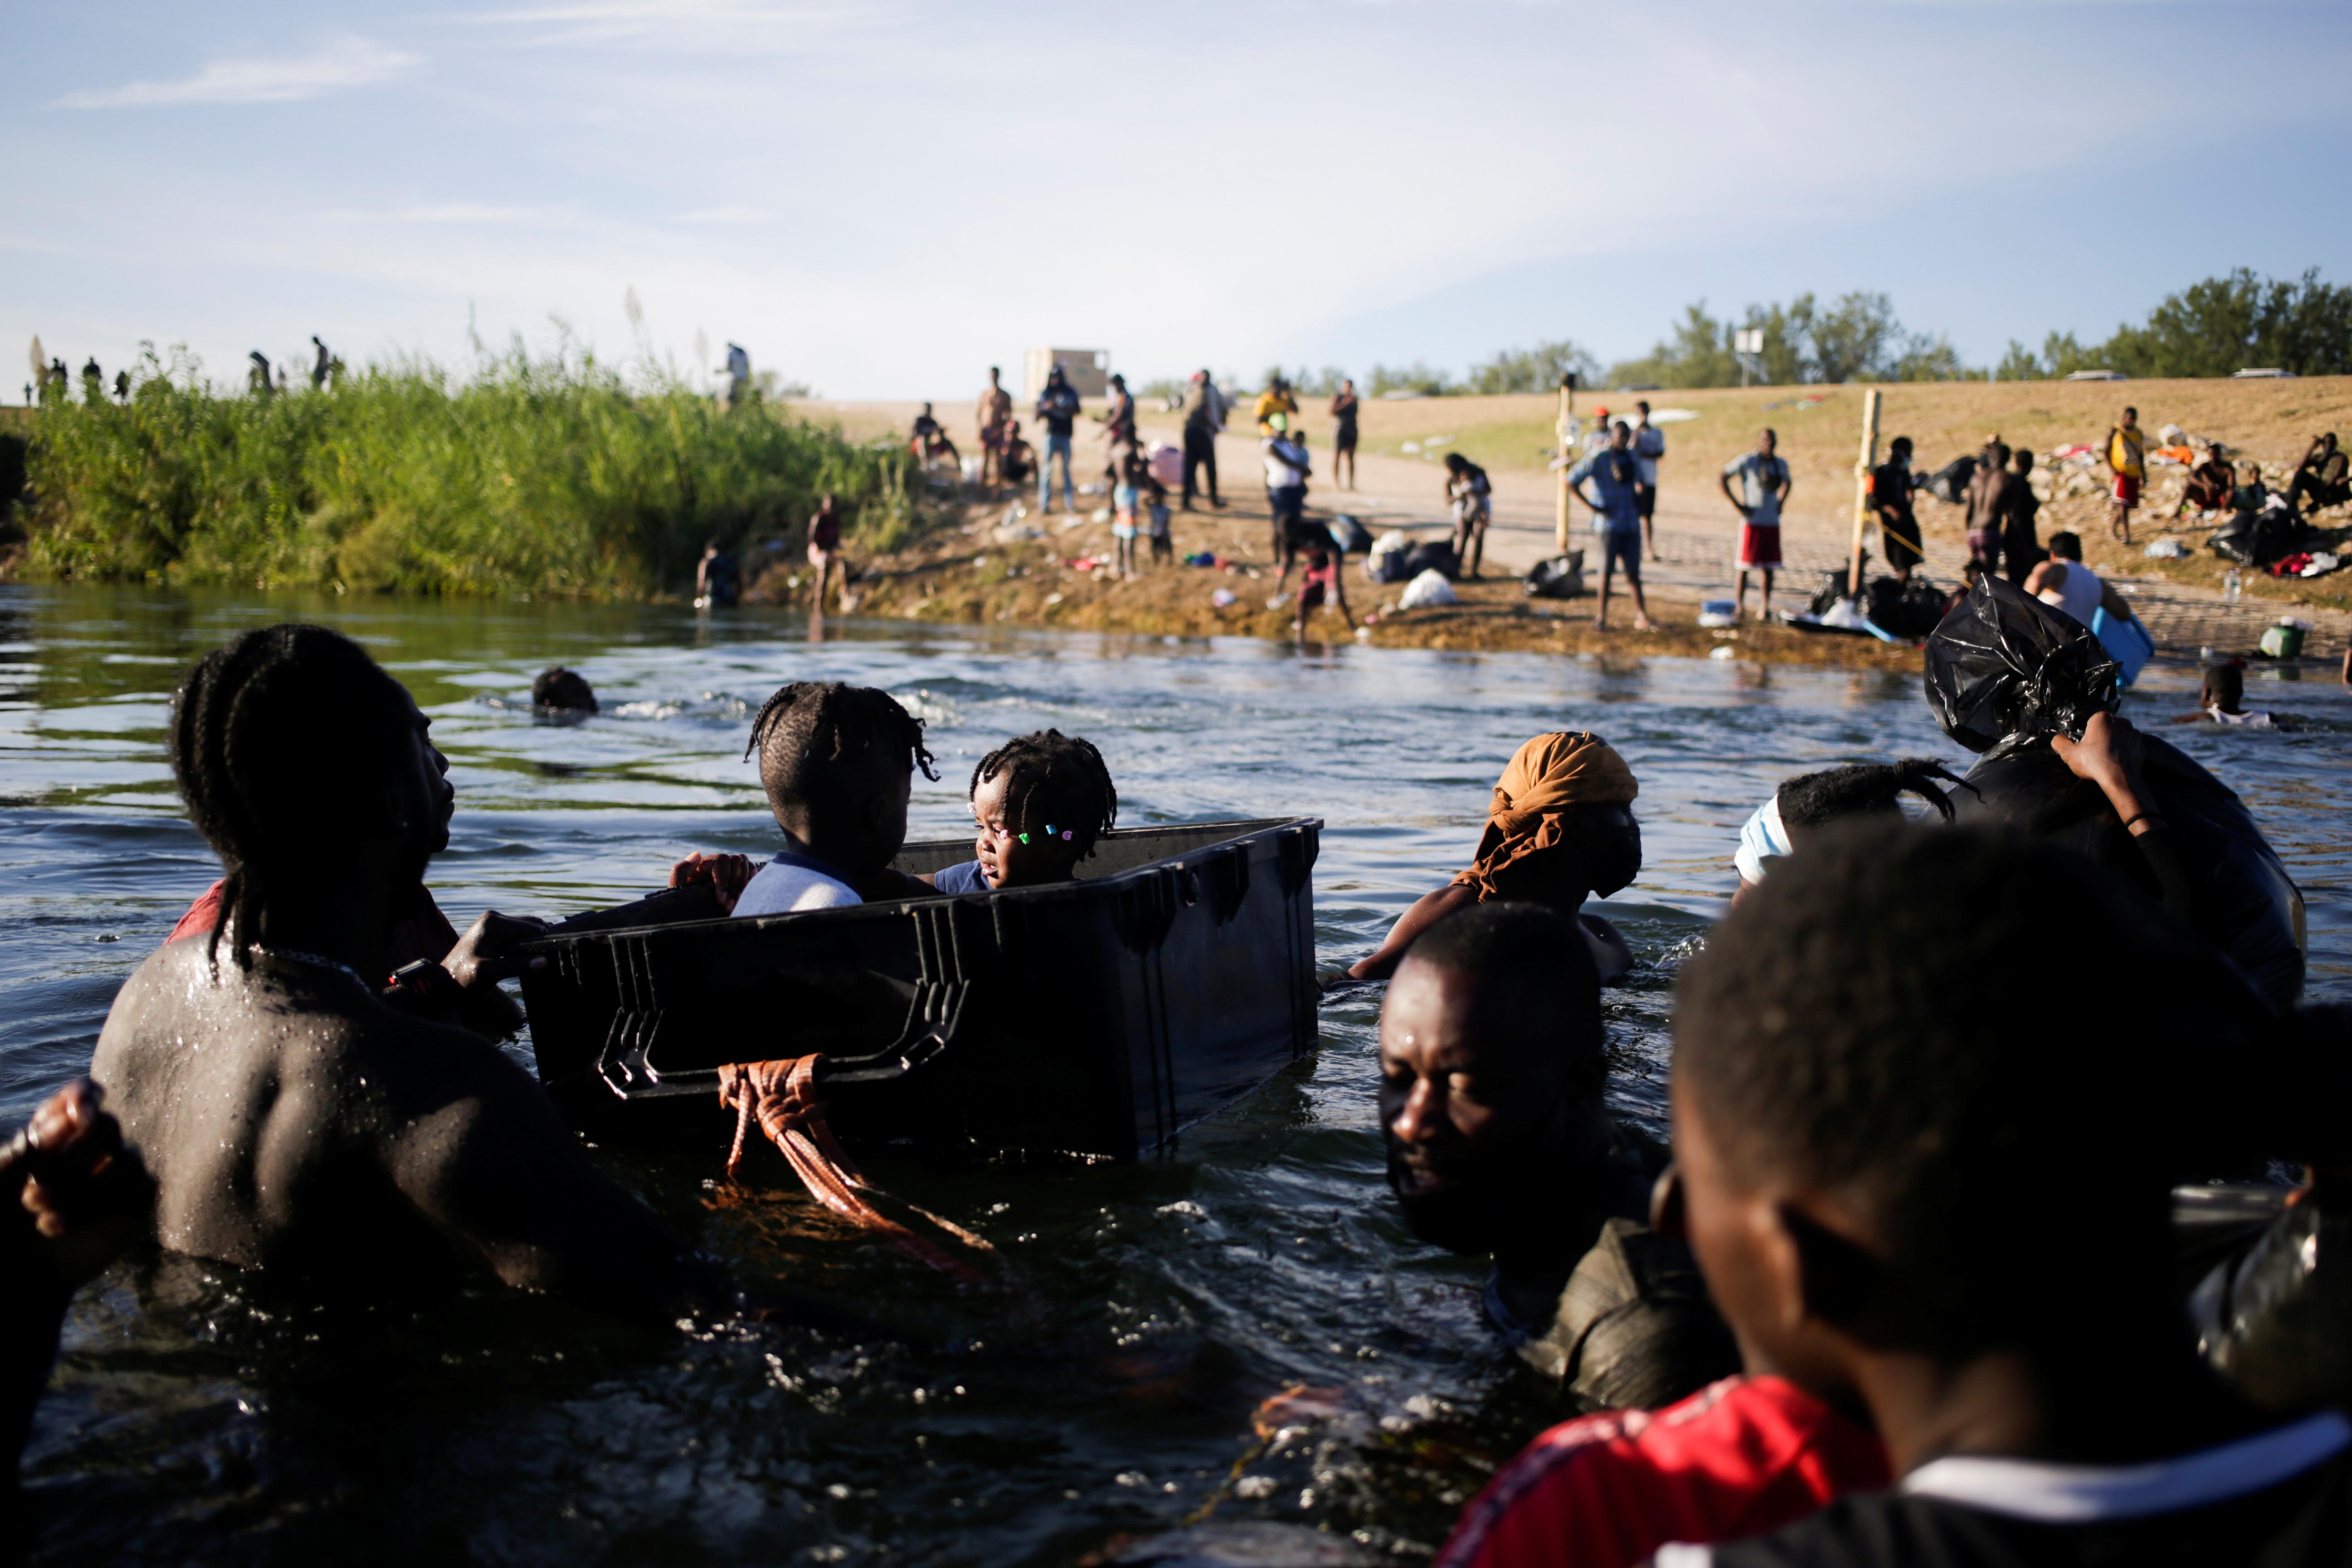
[2113, 473, 2141, 506]
[1737, 521, 1783, 570]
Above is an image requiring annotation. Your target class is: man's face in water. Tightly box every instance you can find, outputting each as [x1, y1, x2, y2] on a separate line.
[1378, 958, 1575, 1254]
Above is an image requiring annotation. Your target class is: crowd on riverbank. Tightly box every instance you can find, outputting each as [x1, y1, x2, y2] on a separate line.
[5, 560, 2349, 1565]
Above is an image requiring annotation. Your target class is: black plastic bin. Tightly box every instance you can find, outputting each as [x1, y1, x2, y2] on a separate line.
[519, 817, 1321, 1160]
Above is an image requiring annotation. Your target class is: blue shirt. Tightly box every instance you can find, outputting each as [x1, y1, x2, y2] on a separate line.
[931, 859, 993, 894]
[732, 848, 861, 916]
[1568, 449, 1643, 534]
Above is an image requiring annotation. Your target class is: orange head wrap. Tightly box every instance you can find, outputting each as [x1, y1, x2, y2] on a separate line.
[1450, 732, 1639, 902]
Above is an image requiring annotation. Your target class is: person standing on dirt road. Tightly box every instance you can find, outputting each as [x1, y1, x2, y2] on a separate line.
[1631, 401, 1666, 555]
[975, 367, 1013, 485]
[1035, 363, 1081, 514]
[1331, 379, 1361, 491]
[1569, 422, 1654, 633]
[1872, 435, 1924, 585]
[1180, 370, 1228, 511]
[2104, 405, 2146, 544]
[1720, 428, 1791, 622]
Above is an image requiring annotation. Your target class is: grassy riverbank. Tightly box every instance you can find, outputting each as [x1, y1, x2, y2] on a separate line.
[14, 347, 915, 598]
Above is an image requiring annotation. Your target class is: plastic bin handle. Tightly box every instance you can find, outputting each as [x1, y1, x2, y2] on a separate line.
[812, 977, 971, 1087]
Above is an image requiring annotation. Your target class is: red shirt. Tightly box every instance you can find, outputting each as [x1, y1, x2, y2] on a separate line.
[1433, 1377, 1887, 1568]
[170, 880, 461, 975]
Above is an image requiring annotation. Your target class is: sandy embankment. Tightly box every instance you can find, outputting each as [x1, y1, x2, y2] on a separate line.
[786, 378, 2352, 664]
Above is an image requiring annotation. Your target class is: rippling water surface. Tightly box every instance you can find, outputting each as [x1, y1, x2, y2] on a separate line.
[3, 583, 2346, 1565]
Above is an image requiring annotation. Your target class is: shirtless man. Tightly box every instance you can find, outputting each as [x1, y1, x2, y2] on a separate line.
[975, 368, 1013, 485]
[90, 625, 728, 1320]
[1963, 439, 2011, 575]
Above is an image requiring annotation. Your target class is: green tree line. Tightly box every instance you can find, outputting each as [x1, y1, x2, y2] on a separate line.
[18, 341, 913, 596]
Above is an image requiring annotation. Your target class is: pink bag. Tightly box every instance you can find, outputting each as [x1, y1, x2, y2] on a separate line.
[1147, 442, 1184, 486]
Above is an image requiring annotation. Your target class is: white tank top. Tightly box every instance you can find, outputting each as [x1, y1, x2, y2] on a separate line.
[2038, 561, 2102, 628]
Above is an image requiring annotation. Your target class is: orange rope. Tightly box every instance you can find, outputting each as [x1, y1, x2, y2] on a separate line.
[716, 1058, 993, 1279]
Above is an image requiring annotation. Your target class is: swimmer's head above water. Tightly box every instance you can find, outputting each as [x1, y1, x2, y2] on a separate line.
[965, 729, 1117, 888]
[1378, 901, 1607, 1256]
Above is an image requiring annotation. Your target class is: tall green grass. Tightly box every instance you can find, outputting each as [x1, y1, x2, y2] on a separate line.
[22, 343, 917, 597]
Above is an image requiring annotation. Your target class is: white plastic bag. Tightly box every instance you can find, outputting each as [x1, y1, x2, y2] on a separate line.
[1398, 569, 1458, 610]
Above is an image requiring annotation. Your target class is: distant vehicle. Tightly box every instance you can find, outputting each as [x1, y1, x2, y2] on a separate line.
[2231, 368, 2297, 379]
[2064, 369, 2127, 382]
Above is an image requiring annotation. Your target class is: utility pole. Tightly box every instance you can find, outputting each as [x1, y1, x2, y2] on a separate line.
[1847, 387, 1882, 599]
[1554, 373, 1578, 554]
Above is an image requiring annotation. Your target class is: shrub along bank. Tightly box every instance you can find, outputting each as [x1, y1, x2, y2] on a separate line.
[19, 344, 914, 597]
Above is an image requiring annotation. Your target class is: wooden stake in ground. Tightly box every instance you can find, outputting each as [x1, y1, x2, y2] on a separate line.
[1554, 374, 1577, 553]
[1847, 387, 1882, 598]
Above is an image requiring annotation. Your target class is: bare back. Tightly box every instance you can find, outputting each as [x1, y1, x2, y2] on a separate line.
[93, 937, 714, 1313]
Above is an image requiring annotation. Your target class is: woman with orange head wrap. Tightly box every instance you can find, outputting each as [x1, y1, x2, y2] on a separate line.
[1347, 731, 1643, 981]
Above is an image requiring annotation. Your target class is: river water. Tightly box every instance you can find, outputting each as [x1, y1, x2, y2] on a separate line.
[4, 583, 2346, 1566]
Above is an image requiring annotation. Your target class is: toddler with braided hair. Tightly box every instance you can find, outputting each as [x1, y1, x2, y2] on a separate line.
[926, 730, 1118, 893]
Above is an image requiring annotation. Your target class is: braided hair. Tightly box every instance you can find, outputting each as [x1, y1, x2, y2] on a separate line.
[745, 681, 939, 820]
[969, 730, 1117, 856]
[171, 624, 417, 970]
[1778, 758, 1974, 838]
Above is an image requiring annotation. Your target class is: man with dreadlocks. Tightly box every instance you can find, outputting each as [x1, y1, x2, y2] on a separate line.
[925, 730, 1118, 893]
[725, 681, 941, 916]
[91, 625, 729, 1319]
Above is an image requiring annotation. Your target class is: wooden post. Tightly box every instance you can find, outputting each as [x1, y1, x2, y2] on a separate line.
[1847, 387, 1882, 598]
[1554, 374, 1578, 554]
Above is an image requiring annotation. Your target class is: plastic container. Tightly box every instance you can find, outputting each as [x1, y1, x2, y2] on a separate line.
[519, 818, 1322, 1160]
[2092, 606, 2156, 686]
[1695, 599, 1737, 628]
[2261, 623, 2305, 659]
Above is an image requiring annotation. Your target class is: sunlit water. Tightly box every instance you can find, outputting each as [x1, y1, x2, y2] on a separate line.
[3, 583, 2346, 1566]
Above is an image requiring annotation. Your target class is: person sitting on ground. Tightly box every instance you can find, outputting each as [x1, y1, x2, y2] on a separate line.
[91, 625, 728, 1320]
[1381, 902, 1739, 1412]
[2170, 658, 2297, 731]
[997, 420, 1034, 488]
[1349, 732, 1642, 984]
[908, 402, 959, 468]
[1657, 820, 2352, 1568]
[1999, 448, 2043, 588]
[1730, 759, 1970, 903]
[696, 537, 741, 608]
[2287, 432, 2350, 520]
[531, 665, 598, 716]
[922, 730, 1118, 894]
[1292, 545, 1355, 640]
[1444, 452, 1494, 580]
[2022, 529, 2134, 633]
[2180, 444, 2236, 517]
[3, 1078, 151, 1527]
[1568, 422, 1652, 632]
[1870, 436, 1924, 586]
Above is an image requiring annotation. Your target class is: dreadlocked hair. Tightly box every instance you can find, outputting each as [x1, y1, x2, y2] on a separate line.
[970, 730, 1118, 857]
[1777, 757, 1975, 837]
[171, 624, 417, 971]
[744, 681, 939, 821]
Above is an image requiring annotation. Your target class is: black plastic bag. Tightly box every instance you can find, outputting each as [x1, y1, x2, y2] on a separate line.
[1955, 736, 2306, 1007]
[1329, 514, 1375, 555]
[1523, 551, 1586, 600]
[1924, 574, 2119, 757]
[1926, 455, 1977, 505]
[2194, 1197, 2352, 1413]
[1401, 540, 1460, 581]
[1866, 575, 1950, 640]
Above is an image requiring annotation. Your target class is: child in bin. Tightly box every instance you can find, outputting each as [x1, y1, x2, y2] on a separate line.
[1293, 546, 1355, 639]
[1144, 472, 1173, 566]
[668, 681, 941, 915]
[923, 730, 1118, 893]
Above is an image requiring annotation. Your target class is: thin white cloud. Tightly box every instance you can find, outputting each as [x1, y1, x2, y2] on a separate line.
[52, 37, 419, 109]
[323, 204, 568, 227]
[676, 205, 772, 226]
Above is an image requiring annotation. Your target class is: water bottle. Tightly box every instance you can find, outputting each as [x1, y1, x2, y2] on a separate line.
[2223, 567, 2242, 604]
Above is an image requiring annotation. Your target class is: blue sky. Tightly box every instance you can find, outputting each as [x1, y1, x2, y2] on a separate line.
[8, 0, 2349, 399]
